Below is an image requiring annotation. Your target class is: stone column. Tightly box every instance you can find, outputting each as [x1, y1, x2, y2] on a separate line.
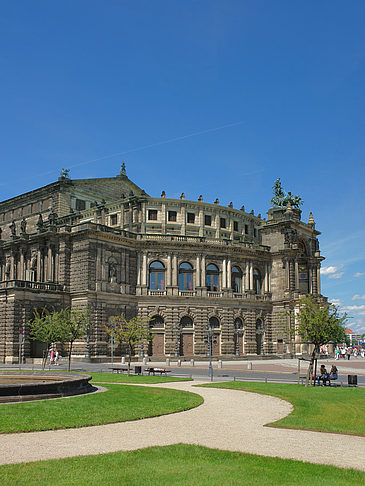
[264, 263, 268, 292]
[142, 252, 147, 286]
[245, 261, 250, 290]
[195, 255, 200, 287]
[136, 252, 141, 286]
[289, 260, 295, 291]
[222, 258, 227, 288]
[295, 260, 299, 290]
[19, 249, 24, 280]
[249, 261, 254, 290]
[172, 255, 178, 286]
[48, 246, 53, 281]
[317, 264, 321, 295]
[166, 254, 172, 287]
[201, 255, 206, 287]
[227, 259, 231, 290]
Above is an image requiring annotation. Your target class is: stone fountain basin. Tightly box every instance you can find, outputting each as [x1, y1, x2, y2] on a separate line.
[0, 370, 93, 403]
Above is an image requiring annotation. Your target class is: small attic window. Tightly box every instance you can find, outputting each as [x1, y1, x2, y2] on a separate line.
[110, 214, 118, 225]
[76, 199, 86, 211]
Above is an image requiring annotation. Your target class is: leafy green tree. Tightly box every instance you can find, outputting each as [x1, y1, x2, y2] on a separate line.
[290, 295, 348, 386]
[29, 307, 90, 371]
[60, 307, 91, 371]
[29, 309, 64, 369]
[105, 314, 152, 375]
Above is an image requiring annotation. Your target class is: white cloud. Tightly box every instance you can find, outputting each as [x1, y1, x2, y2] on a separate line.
[321, 266, 342, 275]
[352, 294, 365, 301]
[342, 304, 365, 313]
[330, 299, 342, 306]
[354, 272, 365, 278]
[328, 272, 344, 279]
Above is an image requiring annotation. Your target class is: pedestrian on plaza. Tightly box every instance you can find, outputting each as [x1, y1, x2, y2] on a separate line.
[341, 347, 346, 359]
[347, 348, 352, 360]
[317, 365, 329, 386]
[335, 346, 339, 360]
[50, 348, 55, 365]
[55, 350, 60, 366]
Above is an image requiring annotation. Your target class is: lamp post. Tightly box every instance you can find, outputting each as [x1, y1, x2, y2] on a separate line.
[205, 324, 216, 382]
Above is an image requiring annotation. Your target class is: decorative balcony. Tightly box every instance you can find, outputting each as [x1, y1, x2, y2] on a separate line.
[0, 280, 64, 292]
[179, 290, 196, 297]
[147, 290, 167, 296]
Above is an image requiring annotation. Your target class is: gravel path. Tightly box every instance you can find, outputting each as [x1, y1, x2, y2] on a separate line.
[0, 381, 364, 470]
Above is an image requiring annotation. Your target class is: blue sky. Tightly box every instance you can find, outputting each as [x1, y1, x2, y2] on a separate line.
[1, 1, 364, 333]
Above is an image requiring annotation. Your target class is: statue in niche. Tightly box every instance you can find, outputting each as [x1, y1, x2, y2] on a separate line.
[48, 209, 58, 226]
[36, 213, 44, 230]
[20, 218, 27, 234]
[9, 220, 16, 236]
[108, 261, 118, 283]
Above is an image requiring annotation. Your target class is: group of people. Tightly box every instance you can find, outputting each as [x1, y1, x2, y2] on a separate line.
[334, 346, 365, 360]
[317, 365, 338, 386]
[49, 349, 60, 365]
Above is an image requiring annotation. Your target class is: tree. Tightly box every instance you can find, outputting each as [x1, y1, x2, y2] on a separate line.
[29, 308, 64, 369]
[105, 314, 152, 375]
[290, 295, 348, 386]
[60, 307, 91, 371]
[29, 307, 90, 371]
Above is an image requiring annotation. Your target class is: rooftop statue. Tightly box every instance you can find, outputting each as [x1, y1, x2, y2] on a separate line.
[120, 162, 127, 176]
[270, 178, 303, 208]
[59, 168, 70, 179]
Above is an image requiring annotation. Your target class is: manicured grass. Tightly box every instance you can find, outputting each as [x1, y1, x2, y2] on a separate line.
[88, 372, 190, 384]
[201, 381, 365, 435]
[1, 444, 363, 485]
[0, 384, 203, 433]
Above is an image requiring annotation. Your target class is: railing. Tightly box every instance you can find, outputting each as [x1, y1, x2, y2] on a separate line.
[207, 291, 223, 298]
[148, 290, 167, 296]
[0, 280, 64, 292]
[179, 290, 196, 297]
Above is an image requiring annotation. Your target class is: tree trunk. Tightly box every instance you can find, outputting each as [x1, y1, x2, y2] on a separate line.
[127, 343, 132, 376]
[43, 344, 51, 370]
[305, 347, 316, 387]
[68, 341, 73, 372]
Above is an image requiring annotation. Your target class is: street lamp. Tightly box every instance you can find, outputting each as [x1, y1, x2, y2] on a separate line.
[205, 324, 217, 382]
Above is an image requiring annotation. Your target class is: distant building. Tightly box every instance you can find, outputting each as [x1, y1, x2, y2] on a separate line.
[0, 165, 325, 362]
[344, 328, 362, 345]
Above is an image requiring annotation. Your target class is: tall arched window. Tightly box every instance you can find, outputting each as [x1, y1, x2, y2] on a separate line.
[253, 268, 262, 294]
[234, 317, 244, 356]
[150, 315, 165, 328]
[209, 316, 220, 329]
[231, 266, 242, 293]
[206, 264, 219, 291]
[179, 262, 193, 290]
[149, 261, 165, 290]
[180, 316, 194, 328]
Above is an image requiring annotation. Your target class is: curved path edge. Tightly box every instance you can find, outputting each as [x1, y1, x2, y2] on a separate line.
[0, 380, 364, 471]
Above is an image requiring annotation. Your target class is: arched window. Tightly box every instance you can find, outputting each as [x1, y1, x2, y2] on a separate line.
[256, 319, 264, 332]
[150, 315, 165, 328]
[180, 316, 193, 328]
[231, 266, 242, 293]
[256, 319, 264, 355]
[206, 264, 219, 291]
[234, 317, 243, 330]
[209, 316, 220, 329]
[253, 268, 262, 294]
[179, 262, 193, 290]
[149, 261, 165, 290]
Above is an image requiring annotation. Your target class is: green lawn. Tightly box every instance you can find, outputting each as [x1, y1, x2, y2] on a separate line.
[88, 372, 190, 384]
[1, 444, 363, 486]
[0, 384, 203, 433]
[201, 381, 365, 435]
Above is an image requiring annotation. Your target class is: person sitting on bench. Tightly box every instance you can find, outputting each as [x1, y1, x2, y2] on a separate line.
[328, 365, 338, 384]
[317, 365, 329, 386]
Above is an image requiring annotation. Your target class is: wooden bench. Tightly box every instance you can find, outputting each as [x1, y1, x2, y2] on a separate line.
[144, 367, 170, 376]
[109, 367, 128, 374]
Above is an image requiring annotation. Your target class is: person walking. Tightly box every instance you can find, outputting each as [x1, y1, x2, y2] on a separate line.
[55, 350, 60, 366]
[50, 348, 55, 365]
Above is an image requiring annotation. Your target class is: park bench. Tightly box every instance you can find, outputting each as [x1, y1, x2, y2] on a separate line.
[144, 367, 170, 376]
[109, 367, 128, 373]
